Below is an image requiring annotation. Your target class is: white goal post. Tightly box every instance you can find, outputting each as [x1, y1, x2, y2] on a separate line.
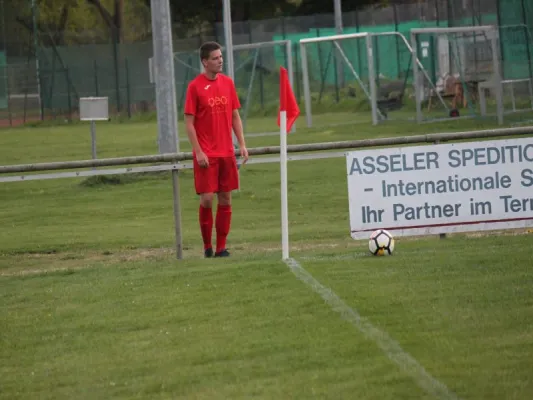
[228, 40, 294, 133]
[410, 25, 504, 125]
[299, 31, 446, 127]
[168, 39, 295, 135]
[300, 32, 377, 127]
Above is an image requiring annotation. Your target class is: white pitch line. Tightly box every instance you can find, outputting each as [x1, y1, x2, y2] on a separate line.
[284, 257, 460, 400]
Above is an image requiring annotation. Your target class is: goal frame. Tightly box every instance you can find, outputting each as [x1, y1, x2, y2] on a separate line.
[299, 31, 445, 127]
[172, 39, 295, 135]
[227, 40, 294, 133]
[410, 25, 504, 125]
[300, 32, 376, 127]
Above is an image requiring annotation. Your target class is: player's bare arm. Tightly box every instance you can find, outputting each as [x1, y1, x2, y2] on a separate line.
[185, 114, 209, 168]
[232, 109, 248, 164]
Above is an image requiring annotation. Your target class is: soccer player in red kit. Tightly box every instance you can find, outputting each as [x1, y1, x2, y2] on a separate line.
[184, 41, 249, 258]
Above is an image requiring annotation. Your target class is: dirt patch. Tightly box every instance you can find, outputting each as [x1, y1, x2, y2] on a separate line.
[0, 239, 355, 277]
[0, 247, 177, 277]
[1, 229, 530, 277]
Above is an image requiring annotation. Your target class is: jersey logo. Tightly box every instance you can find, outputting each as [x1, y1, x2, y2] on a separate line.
[204, 85, 211, 90]
[208, 96, 228, 114]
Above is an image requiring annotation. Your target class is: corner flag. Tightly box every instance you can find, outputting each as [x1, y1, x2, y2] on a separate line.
[277, 67, 300, 132]
[277, 66, 299, 260]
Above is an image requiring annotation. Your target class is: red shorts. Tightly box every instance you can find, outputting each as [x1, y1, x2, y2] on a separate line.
[193, 155, 239, 194]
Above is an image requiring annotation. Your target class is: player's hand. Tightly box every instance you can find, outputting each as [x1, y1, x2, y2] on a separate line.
[240, 146, 249, 165]
[196, 151, 209, 168]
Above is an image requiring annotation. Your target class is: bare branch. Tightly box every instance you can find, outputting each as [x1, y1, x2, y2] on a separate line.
[85, 0, 115, 28]
[15, 16, 34, 32]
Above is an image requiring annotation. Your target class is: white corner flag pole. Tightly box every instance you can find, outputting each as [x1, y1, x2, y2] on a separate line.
[280, 110, 289, 260]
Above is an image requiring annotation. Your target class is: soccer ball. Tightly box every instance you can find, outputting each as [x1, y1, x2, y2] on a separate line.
[368, 229, 395, 256]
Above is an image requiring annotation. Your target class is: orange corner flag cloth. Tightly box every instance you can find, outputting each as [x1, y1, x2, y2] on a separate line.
[277, 66, 300, 133]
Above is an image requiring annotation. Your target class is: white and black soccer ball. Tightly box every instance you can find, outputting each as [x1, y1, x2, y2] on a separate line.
[368, 229, 395, 256]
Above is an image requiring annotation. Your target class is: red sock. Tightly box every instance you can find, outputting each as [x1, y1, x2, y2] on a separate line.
[199, 205, 213, 250]
[216, 204, 232, 253]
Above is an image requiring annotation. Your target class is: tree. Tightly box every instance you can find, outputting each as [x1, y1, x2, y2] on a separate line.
[142, 0, 298, 34]
[13, 0, 78, 46]
[85, 0, 122, 43]
[293, 0, 391, 15]
[8, 0, 150, 47]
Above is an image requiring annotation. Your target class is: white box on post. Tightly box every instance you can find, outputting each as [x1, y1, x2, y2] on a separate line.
[79, 97, 109, 161]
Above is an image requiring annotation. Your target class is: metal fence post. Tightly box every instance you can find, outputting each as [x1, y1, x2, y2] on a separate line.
[94, 60, 99, 96]
[520, 0, 533, 83]
[125, 58, 131, 119]
[65, 67, 72, 122]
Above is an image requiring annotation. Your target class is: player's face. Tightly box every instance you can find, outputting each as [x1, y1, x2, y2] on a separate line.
[204, 49, 223, 74]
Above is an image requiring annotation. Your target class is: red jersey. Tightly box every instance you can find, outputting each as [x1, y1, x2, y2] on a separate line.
[184, 73, 240, 157]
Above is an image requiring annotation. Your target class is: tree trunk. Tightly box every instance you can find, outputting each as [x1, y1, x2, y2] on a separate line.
[15, 5, 70, 46]
[114, 0, 124, 43]
[86, 0, 122, 43]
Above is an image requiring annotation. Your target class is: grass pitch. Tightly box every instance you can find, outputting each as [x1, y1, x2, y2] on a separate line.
[1, 113, 533, 399]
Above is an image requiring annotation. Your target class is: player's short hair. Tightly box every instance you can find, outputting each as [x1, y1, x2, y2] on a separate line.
[200, 41, 222, 61]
